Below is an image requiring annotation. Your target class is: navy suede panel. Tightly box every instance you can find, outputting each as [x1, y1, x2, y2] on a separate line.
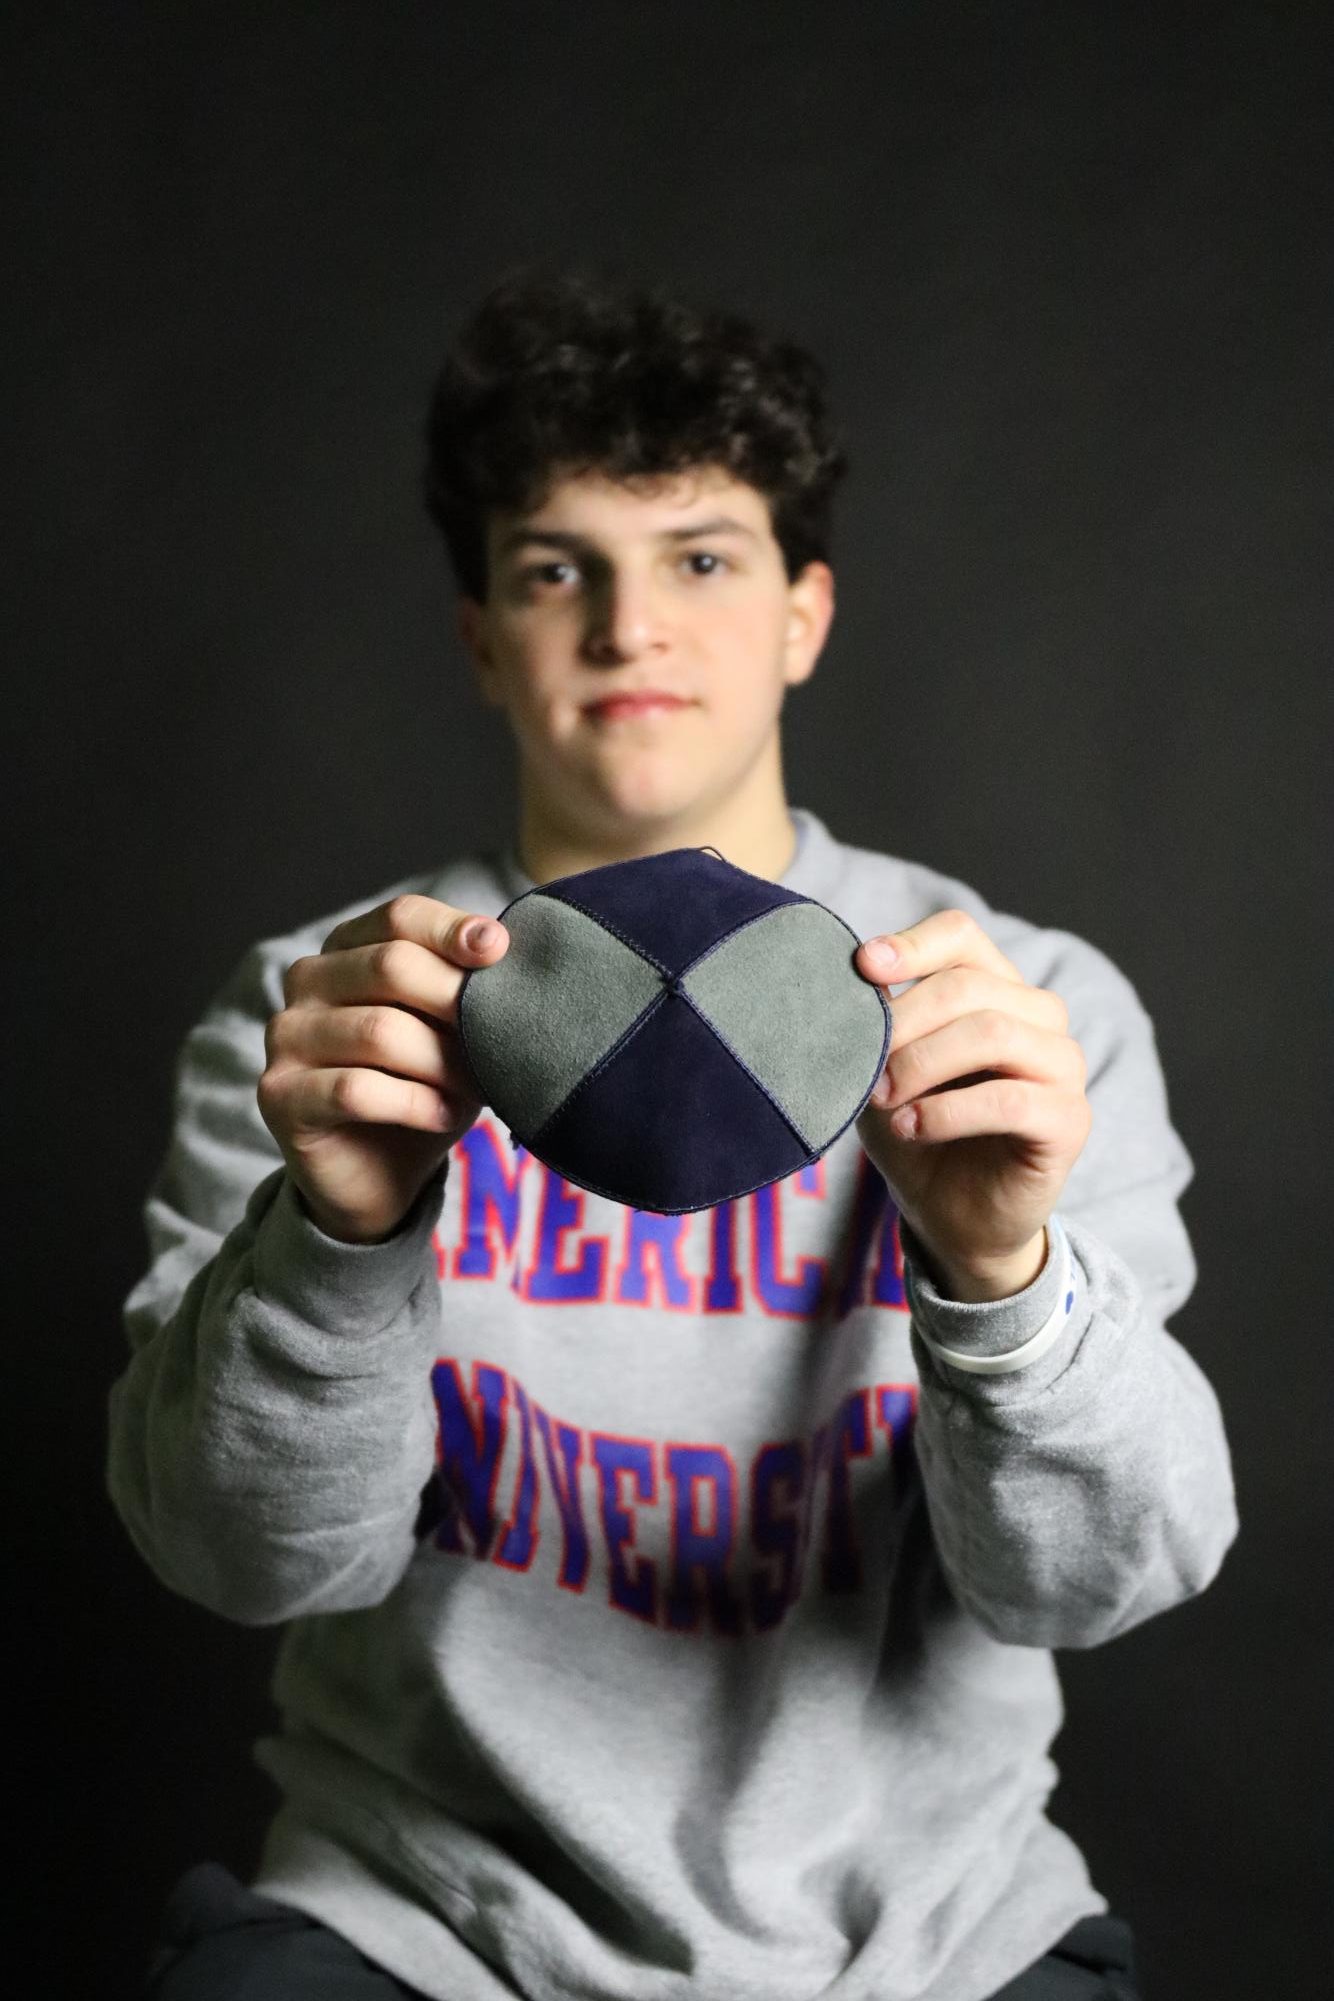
[541, 847, 805, 976]
[531, 988, 811, 1213]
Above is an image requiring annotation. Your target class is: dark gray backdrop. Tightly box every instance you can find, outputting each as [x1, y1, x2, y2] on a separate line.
[5, 4, 1328, 1995]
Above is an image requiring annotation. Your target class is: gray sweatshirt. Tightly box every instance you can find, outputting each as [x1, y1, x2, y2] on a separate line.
[107, 806, 1237, 2001]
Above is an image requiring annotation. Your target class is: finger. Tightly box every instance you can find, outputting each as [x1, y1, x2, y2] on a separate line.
[271, 1062, 462, 1139]
[267, 1002, 455, 1090]
[285, 925, 508, 1026]
[870, 967, 1069, 1056]
[872, 1013, 1086, 1111]
[886, 1077, 1092, 1151]
[856, 908, 1024, 989]
[321, 891, 510, 970]
[284, 939, 464, 1023]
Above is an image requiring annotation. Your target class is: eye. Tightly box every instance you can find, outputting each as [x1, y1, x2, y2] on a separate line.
[521, 561, 577, 588]
[683, 550, 728, 576]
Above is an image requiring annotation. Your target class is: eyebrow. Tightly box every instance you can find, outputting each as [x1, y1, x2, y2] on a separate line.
[496, 515, 759, 558]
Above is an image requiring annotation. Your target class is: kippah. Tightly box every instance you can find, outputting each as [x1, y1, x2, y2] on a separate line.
[457, 845, 892, 1214]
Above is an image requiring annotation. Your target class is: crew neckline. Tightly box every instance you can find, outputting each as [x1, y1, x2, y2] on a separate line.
[495, 806, 840, 906]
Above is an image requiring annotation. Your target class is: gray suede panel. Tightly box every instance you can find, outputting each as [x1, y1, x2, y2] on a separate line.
[460, 893, 664, 1135]
[682, 902, 888, 1149]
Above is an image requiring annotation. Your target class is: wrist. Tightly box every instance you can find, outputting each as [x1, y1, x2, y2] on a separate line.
[294, 1186, 385, 1246]
[931, 1229, 1050, 1304]
[908, 1217, 1077, 1379]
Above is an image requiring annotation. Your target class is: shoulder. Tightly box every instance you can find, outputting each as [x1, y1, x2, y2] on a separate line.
[823, 827, 1153, 1049]
[204, 855, 504, 1025]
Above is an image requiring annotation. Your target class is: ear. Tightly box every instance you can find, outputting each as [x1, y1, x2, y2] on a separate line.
[456, 596, 502, 706]
[781, 561, 835, 689]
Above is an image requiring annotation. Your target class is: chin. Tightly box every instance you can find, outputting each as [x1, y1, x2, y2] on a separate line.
[582, 756, 705, 822]
[601, 794, 697, 833]
[590, 793, 708, 849]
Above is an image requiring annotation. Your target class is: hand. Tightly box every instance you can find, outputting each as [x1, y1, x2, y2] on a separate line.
[853, 909, 1092, 1302]
[258, 894, 510, 1245]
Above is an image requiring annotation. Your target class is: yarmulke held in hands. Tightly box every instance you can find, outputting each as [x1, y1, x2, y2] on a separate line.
[457, 846, 892, 1214]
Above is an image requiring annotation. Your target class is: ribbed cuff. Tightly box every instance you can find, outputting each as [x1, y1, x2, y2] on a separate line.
[249, 1161, 448, 1345]
[902, 1214, 1080, 1387]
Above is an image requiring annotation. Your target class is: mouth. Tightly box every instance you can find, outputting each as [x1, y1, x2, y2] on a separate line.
[583, 694, 694, 721]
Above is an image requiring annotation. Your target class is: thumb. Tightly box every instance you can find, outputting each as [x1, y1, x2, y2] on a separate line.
[448, 915, 510, 965]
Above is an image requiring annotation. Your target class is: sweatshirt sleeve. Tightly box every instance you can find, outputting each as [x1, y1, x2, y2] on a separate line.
[896, 932, 1239, 1651]
[106, 935, 448, 1627]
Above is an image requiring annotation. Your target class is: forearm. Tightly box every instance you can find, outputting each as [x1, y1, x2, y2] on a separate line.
[108, 1162, 448, 1626]
[903, 1213, 1238, 1649]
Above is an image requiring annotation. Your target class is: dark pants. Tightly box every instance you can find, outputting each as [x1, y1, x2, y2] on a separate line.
[144, 1862, 1139, 1999]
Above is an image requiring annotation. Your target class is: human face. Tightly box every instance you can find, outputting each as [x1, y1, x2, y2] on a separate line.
[456, 465, 834, 857]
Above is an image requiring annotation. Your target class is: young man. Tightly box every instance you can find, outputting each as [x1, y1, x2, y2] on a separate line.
[111, 268, 1237, 2001]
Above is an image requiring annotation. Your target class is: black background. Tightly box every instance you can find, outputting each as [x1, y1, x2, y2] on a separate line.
[5, 4, 1329, 1995]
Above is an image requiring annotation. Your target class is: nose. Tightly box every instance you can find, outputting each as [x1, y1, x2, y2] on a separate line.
[581, 568, 670, 665]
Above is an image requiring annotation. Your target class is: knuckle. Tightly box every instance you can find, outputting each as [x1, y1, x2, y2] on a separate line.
[939, 967, 975, 1007]
[1042, 986, 1070, 1031]
[281, 956, 312, 1002]
[359, 1005, 397, 1056]
[256, 1065, 287, 1115]
[979, 1007, 1015, 1050]
[383, 892, 426, 934]
[372, 938, 412, 985]
[329, 1069, 363, 1116]
[924, 1089, 956, 1136]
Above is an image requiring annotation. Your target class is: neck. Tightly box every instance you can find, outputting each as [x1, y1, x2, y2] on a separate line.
[512, 760, 800, 886]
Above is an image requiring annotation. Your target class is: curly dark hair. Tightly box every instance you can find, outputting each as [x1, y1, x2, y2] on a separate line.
[423, 261, 850, 604]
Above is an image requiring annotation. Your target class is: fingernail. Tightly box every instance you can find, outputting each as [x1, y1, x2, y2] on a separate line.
[866, 936, 900, 968]
[465, 920, 499, 950]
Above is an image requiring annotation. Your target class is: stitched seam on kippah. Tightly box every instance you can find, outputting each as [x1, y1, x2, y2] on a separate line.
[521, 977, 889, 1188]
[541, 882, 829, 981]
[687, 981, 891, 1168]
[678, 990, 819, 1154]
[471, 896, 889, 1166]
[528, 988, 670, 1145]
[676, 893, 858, 980]
[538, 890, 673, 975]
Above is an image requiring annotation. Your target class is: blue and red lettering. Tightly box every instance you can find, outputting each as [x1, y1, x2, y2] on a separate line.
[749, 1439, 806, 1631]
[751, 1182, 827, 1317]
[590, 1433, 658, 1623]
[613, 1208, 697, 1310]
[494, 1377, 541, 1571]
[449, 1125, 529, 1282]
[533, 1404, 590, 1592]
[429, 1357, 922, 1639]
[703, 1200, 743, 1313]
[663, 1444, 742, 1635]
[525, 1171, 609, 1302]
[430, 1361, 510, 1557]
[875, 1383, 918, 1484]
